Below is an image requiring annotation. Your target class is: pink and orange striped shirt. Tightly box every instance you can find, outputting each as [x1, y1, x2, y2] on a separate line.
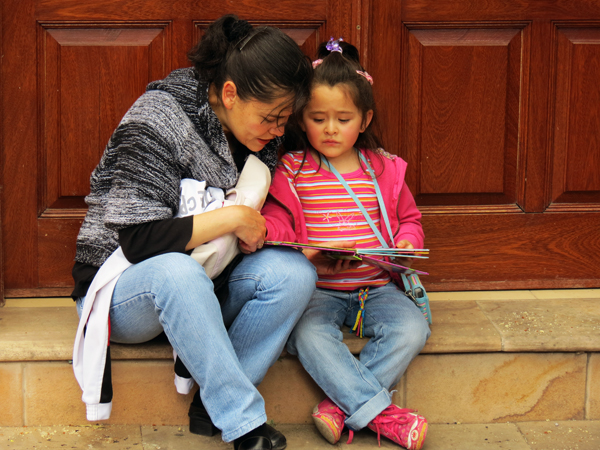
[280, 150, 391, 290]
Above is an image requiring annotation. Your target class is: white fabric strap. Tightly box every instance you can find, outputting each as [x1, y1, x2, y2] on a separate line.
[172, 349, 195, 394]
[72, 247, 132, 420]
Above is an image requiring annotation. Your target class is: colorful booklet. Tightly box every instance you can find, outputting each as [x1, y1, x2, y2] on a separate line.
[265, 241, 429, 275]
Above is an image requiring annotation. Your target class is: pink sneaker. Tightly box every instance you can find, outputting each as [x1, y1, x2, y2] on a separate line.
[311, 398, 354, 445]
[367, 405, 428, 449]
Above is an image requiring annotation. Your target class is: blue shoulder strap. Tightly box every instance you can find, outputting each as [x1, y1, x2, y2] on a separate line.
[320, 151, 394, 247]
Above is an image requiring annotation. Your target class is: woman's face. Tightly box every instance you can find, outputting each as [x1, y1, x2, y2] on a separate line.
[218, 81, 294, 152]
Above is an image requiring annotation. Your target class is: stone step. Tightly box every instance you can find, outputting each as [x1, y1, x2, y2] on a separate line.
[3, 421, 600, 450]
[1, 290, 599, 430]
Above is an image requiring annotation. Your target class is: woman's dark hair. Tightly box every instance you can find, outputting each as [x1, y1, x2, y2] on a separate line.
[283, 39, 383, 157]
[188, 15, 312, 113]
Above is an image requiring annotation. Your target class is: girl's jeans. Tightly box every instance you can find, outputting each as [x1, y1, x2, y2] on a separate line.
[76, 247, 316, 442]
[286, 282, 430, 431]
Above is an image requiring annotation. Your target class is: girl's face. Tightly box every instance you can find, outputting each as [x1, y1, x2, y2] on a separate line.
[301, 83, 373, 167]
[217, 81, 294, 152]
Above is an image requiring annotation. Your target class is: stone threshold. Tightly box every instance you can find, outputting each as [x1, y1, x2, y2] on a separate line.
[1, 291, 599, 362]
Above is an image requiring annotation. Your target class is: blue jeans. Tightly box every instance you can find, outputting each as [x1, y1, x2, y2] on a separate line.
[286, 282, 430, 430]
[76, 247, 316, 442]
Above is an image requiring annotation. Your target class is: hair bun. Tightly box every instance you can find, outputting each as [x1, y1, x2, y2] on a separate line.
[225, 18, 253, 43]
[316, 40, 360, 63]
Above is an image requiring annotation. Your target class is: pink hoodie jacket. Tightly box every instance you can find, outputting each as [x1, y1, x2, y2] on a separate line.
[262, 149, 424, 285]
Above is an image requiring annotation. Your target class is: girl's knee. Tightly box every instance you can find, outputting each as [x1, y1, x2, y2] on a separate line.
[386, 317, 430, 354]
[287, 322, 323, 356]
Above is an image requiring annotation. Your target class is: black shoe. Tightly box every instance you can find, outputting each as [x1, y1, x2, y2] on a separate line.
[261, 424, 286, 450]
[188, 391, 219, 436]
[234, 424, 274, 450]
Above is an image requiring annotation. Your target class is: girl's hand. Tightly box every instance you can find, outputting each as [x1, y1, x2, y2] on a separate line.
[303, 240, 361, 276]
[392, 239, 415, 268]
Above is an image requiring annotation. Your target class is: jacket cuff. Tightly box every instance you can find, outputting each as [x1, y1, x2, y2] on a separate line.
[86, 402, 112, 421]
[174, 374, 195, 395]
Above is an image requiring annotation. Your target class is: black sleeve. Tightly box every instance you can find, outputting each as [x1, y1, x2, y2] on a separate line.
[118, 216, 194, 264]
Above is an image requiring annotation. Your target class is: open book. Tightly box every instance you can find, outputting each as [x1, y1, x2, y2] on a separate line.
[265, 241, 429, 275]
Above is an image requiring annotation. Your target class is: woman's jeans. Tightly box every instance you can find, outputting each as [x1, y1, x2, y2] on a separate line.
[76, 247, 316, 442]
[286, 282, 430, 431]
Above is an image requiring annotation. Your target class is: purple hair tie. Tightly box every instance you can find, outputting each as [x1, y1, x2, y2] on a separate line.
[326, 36, 343, 53]
[356, 70, 374, 85]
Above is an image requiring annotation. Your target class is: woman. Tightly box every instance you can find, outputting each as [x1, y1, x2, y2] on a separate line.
[71, 14, 316, 450]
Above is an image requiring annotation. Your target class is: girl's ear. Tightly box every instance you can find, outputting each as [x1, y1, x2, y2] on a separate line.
[360, 110, 374, 132]
[222, 81, 238, 110]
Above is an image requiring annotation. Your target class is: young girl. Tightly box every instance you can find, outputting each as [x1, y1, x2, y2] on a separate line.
[262, 38, 430, 449]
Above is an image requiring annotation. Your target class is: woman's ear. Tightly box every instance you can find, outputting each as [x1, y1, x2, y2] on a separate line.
[222, 81, 238, 110]
[299, 118, 307, 132]
[360, 110, 374, 132]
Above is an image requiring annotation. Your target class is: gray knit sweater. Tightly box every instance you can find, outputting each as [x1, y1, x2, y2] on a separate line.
[75, 68, 281, 268]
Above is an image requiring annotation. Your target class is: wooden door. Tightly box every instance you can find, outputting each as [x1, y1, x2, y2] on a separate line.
[1, 0, 363, 296]
[369, 0, 600, 290]
[2, 0, 599, 296]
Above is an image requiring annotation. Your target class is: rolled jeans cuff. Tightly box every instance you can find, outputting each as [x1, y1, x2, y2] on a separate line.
[221, 413, 267, 443]
[344, 389, 391, 430]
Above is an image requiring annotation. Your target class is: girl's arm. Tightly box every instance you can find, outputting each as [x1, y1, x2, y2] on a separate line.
[262, 194, 297, 243]
[261, 161, 302, 243]
[394, 181, 425, 250]
[389, 181, 424, 268]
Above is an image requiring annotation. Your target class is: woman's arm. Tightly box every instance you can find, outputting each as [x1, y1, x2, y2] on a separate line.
[188, 205, 266, 253]
[119, 216, 193, 264]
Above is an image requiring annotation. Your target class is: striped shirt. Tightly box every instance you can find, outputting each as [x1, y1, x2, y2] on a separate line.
[280, 150, 391, 290]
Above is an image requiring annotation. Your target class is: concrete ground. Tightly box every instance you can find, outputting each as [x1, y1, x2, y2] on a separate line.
[2, 420, 599, 450]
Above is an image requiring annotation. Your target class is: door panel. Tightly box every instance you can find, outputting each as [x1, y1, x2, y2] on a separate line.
[405, 27, 524, 207]
[41, 25, 169, 202]
[552, 26, 600, 207]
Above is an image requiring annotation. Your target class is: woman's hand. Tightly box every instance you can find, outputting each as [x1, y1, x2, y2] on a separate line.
[233, 206, 266, 254]
[303, 240, 361, 276]
[391, 239, 415, 268]
[187, 205, 265, 253]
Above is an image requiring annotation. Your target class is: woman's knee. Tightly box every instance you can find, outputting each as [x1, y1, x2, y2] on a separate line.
[249, 248, 317, 298]
[275, 250, 317, 292]
[142, 253, 210, 291]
